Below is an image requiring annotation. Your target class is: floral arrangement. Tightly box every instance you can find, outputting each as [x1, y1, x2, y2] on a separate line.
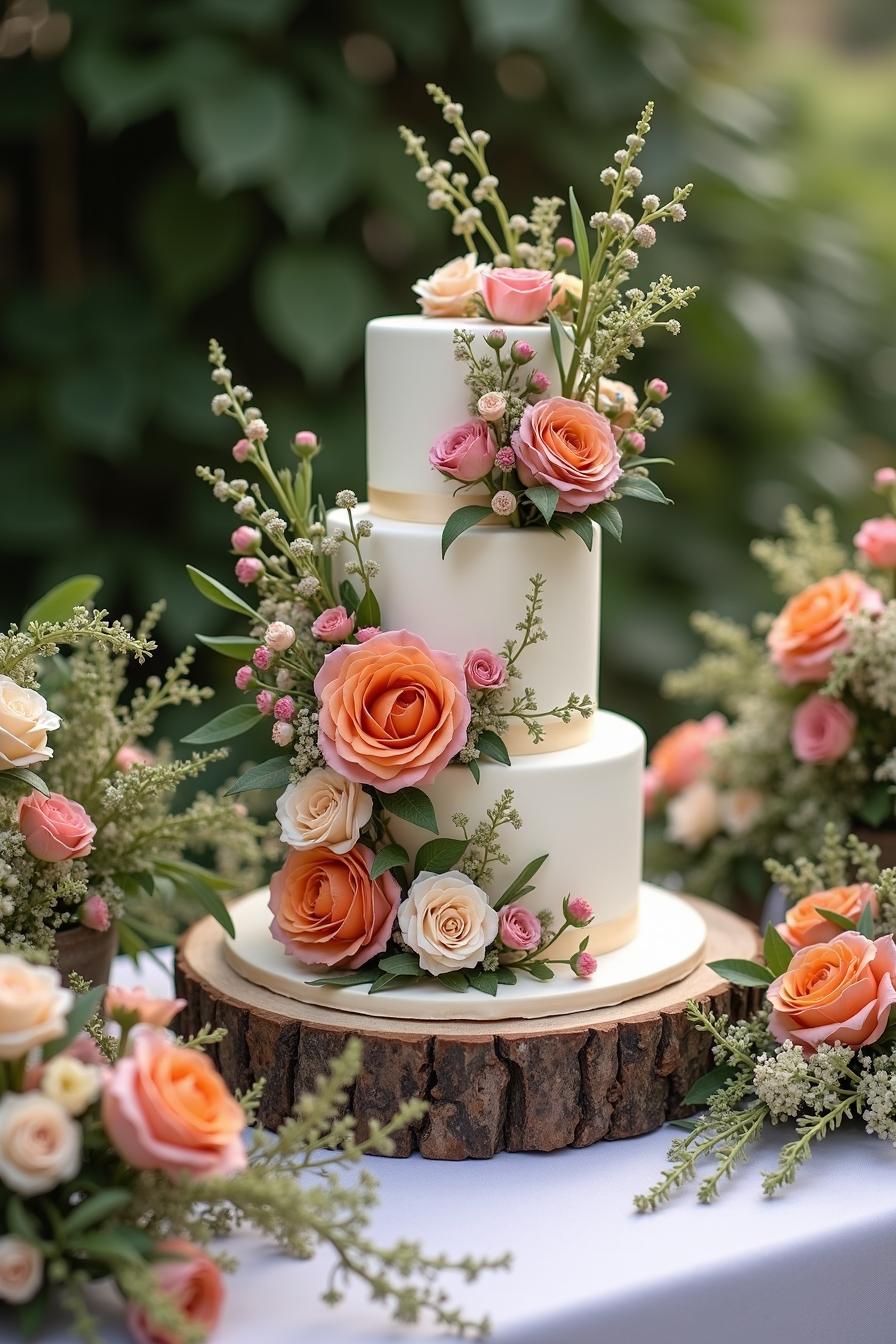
[0, 954, 502, 1340]
[401, 85, 696, 552]
[637, 828, 896, 1208]
[644, 473, 896, 903]
[0, 582, 265, 959]
[192, 342, 599, 993]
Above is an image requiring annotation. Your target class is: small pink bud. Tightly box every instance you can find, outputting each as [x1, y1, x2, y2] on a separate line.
[555, 236, 575, 256]
[571, 950, 597, 978]
[256, 690, 276, 715]
[231, 525, 261, 554]
[81, 894, 111, 933]
[264, 620, 296, 652]
[485, 328, 507, 349]
[311, 606, 354, 643]
[491, 490, 517, 517]
[356, 626, 380, 642]
[294, 430, 318, 448]
[566, 897, 593, 927]
[511, 339, 535, 364]
[114, 744, 154, 771]
[625, 430, 646, 453]
[274, 695, 296, 722]
[232, 438, 251, 463]
[647, 378, 669, 401]
[495, 445, 515, 471]
[528, 370, 550, 393]
[875, 467, 896, 487]
[234, 665, 253, 691]
[235, 556, 263, 585]
[252, 646, 272, 670]
[272, 721, 294, 747]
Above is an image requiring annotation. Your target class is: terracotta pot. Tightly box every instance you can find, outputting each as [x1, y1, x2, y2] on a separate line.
[54, 923, 117, 988]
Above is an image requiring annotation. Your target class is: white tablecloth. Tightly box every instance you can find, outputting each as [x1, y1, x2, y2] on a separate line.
[37, 953, 896, 1344]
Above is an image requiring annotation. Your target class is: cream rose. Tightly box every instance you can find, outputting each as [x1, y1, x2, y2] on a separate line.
[0, 1236, 43, 1305]
[0, 1092, 81, 1195]
[666, 779, 723, 851]
[275, 768, 373, 854]
[719, 788, 763, 837]
[597, 379, 639, 428]
[41, 1054, 103, 1116]
[398, 870, 499, 976]
[0, 955, 73, 1060]
[412, 254, 485, 318]
[0, 675, 60, 771]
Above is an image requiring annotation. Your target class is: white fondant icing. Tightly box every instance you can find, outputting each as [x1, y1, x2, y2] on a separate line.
[330, 505, 601, 733]
[365, 315, 560, 513]
[223, 884, 706, 1022]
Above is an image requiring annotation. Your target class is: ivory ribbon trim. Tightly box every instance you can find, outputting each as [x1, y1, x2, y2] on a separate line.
[548, 906, 640, 959]
[368, 484, 497, 526]
[502, 717, 594, 757]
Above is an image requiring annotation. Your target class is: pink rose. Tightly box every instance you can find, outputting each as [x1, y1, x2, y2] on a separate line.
[854, 516, 896, 568]
[498, 905, 542, 951]
[80, 894, 110, 932]
[17, 792, 96, 862]
[768, 932, 896, 1053]
[311, 606, 354, 643]
[127, 1240, 225, 1344]
[648, 713, 727, 795]
[463, 648, 508, 691]
[105, 986, 187, 1028]
[480, 267, 553, 324]
[355, 626, 380, 642]
[114, 744, 154, 771]
[430, 419, 496, 483]
[642, 766, 662, 816]
[790, 695, 856, 764]
[512, 397, 621, 513]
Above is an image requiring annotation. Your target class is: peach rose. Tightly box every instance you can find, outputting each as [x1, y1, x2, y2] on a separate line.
[101, 1027, 247, 1177]
[105, 986, 187, 1028]
[597, 379, 639, 428]
[314, 629, 470, 792]
[777, 884, 878, 952]
[790, 694, 856, 764]
[649, 713, 727, 795]
[412, 254, 484, 318]
[0, 1237, 43, 1305]
[481, 266, 553, 324]
[17, 790, 96, 862]
[127, 1240, 225, 1344]
[0, 955, 72, 1060]
[276, 767, 373, 854]
[768, 931, 896, 1052]
[665, 779, 722, 850]
[430, 419, 496, 483]
[548, 270, 583, 315]
[512, 396, 621, 513]
[0, 675, 60, 770]
[398, 870, 499, 975]
[0, 1092, 81, 1194]
[269, 842, 399, 968]
[767, 571, 883, 685]
[854, 516, 896, 568]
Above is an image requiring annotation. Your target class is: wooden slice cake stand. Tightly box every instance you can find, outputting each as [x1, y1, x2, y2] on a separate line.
[176, 894, 760, 1160]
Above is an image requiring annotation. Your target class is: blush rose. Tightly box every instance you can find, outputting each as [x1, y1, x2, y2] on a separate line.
[275, 767, 373, 854]
[854, 516, 896, 568]
[430, 419, 496, 483]
[776, 884, 878, 952]
[0, 1092, 81, 1194]
[269, 842, 399, 969]
[398, 870, 499, 975]
[498, 905, 541, 951]
[512, 396, 621, 513]
[597, 378, 639, 428]
[127, 1240, 225, 1344]
[412, 254, 485, 317]
[480, 267, 553, 324]
[105, 986, 187, 1028]
[17, 791, 96, 862]
[790, 694, 856, 764]
[0, 1236, 43, 1305]
[0, 956, 72, 1060]
[768, 931, 896, 1053]
[767, 571, 883, 685]
[0, 675, 60, 770]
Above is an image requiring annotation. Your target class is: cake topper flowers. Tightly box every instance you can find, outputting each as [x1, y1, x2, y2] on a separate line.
[400, 86, 697, 552]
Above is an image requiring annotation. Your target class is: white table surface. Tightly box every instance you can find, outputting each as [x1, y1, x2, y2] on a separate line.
[34, 952, 896, 1344]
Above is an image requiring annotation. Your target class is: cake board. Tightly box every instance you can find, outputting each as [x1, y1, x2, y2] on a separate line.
[176, 890, 761, 1160]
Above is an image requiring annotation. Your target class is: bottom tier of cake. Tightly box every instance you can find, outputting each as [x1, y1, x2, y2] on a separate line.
[389, 709, 644, 959]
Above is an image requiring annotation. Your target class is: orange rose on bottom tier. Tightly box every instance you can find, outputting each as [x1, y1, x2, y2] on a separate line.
[269, 842, 400, 968]
[768, 931, 896, 1052]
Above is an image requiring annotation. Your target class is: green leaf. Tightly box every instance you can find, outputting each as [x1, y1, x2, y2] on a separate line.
[494, 966, 518, 986]
[340, 579, 360, 615]
[181, 704, 263, 745]
[858, 902, 875, 937]
[615, 474, 672, 505]
[63, 1189, 132, 1237]
[44, 986, 106, 1060]
[763, 922, 793, 977]
[857, 781, 893, 828]
[707, 958, 774, 988]
[468, 970, 499, 996]
[434, 970, 469, 992]
[381, 787, 439, 833]
[369, 972, 419, 994]
[587, 501, 623, 542]
[70, 1229, 149, 1266]
[414, 836, 468, 877]
[174, 874, 235, 938]
[308, 968, 379, 988]
[556, 512, 594, 550]
[441, 505, 493, 557]
[547, 311, 568, 384]
[355, 587, 381, 630]
[186, 565, 258, 620]
[370, 843, 409, 880]
[568, 185, 591, 306]
[180, 69, 299, 193]
[225, 756, 292, 796]
[477, 729, 510, 767]
[683, 1064, 737, 1106]
[7, 1196, 41, 1245]
[198, 634, 260, 660]
[18, 1286, 48, 1339]
[466, 757, 480, 783]
[524, 485, 560, 525]
[22, 574, 102, 627]
[0, 767, 50, 798]
[523, 960, 554, 981]
[378, 952, 422, 977]
[154, 858, 232, 892]
[495, 853, 549, 911]
[813, 907, 857, 932]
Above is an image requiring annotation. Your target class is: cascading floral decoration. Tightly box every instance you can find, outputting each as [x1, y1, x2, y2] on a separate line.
[400, 85, 697, 552]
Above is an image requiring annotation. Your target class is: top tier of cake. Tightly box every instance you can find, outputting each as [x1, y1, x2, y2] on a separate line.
[366, 315, 560, 525]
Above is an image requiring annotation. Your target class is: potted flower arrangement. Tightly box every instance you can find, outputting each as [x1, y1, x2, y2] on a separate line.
[0, 955, 502, 1339]
[644, 473, 896, 907]
[0, 579, 266, 981]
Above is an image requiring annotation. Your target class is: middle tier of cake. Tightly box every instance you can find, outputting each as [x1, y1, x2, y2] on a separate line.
[331, 506, 601, 755]
[387, 710, 645, 959]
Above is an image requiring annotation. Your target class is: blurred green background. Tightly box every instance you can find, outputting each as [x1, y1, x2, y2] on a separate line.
[2, 0, 896, 742]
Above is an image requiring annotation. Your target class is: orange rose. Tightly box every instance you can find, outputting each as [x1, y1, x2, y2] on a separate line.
[314, 629, 470, 791]
[269, 842, 400, 968]
[777, 883, 878, 951]
[101, 1027, 246, 1177]
[768, 931, 896, 1053]
[649, 713, 726, 795]
[767, 571, 882, 685]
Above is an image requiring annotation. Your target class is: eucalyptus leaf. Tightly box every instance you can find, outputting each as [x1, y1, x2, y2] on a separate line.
[707, 958, 774, 987]
[370, 843, 409, 880]
[181, 704, 263, 745]
[435, 970, 469, 992]
[355, 587, 381, 629]
[378, 952, 422, 977]
[813, 906, 857, 932]
[467, 757, 480, 783]
[381, 787, 439, 833]
[494, 966, 518, 986]
[615, 474, 672, 505]
[186, 565, 258, 620]
[340, 579, 359, 614]
[0, 767, 50, 798]
[763, 921, 793, 977]
[369, 972, 419, 994]
[225, 756, 292, 796]
[467, 969, 499, 996]
[556, 512, 594, 550]
[858, 902, 875, 937]
[441, 505, 492, 557]
[495, 853, 549, 911]
[198, 634, 260, 660]
[587, 501, 623, 542]
[524, 484, 559, 525]
[22, 574, 102, 627]
[523, 960, 554, 981]
[307, 968, 379, 988]
[63, 1189, 133, 1237]
[414, 836, 468, 877]
[476, 729, 510, 767]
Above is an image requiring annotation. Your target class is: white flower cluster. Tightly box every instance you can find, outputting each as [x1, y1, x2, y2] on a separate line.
[753, 1040, 856, 1121]
[858, 1051, 896, 1143]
